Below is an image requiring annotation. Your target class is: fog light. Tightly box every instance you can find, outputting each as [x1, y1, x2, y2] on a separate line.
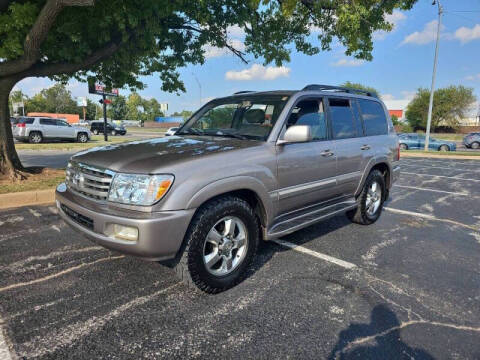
[112, 224, 138, 242]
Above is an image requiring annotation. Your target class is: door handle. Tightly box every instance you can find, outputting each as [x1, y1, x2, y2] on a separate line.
[321, 150, 334, 157]
[360, 145, 371, 150]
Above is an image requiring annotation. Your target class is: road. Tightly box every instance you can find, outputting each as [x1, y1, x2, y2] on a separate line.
[0, 157, 479, 359]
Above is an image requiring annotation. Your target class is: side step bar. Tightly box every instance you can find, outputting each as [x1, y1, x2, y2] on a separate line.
[265, 199, 357, 240]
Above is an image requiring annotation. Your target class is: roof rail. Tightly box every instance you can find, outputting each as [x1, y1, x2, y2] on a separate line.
[302, 84, 377, 98]
[233, 91, 255, 95]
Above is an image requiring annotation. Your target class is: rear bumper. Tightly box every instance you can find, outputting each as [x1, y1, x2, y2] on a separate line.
[55, 183, 195, 261]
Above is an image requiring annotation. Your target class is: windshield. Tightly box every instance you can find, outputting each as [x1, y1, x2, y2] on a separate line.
[177, 95, 289, 141]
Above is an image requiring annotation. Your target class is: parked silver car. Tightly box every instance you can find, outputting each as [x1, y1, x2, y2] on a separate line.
[56, 84, 400, 293]
[14, 117, 91, 143]
[463, 132, 480, 149]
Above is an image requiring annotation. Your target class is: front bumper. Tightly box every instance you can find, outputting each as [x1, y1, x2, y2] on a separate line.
[55, 183, 196, 261]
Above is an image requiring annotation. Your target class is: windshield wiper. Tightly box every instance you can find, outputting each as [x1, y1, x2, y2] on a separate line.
[177, 128, 204, 135]
[210, 132, 250, 140]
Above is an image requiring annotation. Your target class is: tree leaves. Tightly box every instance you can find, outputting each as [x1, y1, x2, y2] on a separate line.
[406, 86, 476, 130]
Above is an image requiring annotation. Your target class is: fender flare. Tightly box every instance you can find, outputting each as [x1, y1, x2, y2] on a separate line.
[354, 156, 393, 196]
[186, 176, 274, 226]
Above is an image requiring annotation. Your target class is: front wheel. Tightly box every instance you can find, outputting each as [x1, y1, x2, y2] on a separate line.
[439, 145, 450, 152]
[175, 196, 259, 293]
[29, 132, 43, 144]
[347, 170, 385, 225]
[399, 143, 408, 150]
[93, 129, 99, 135]
[471, 142, 479, 150]
[112, 130, 116, 136]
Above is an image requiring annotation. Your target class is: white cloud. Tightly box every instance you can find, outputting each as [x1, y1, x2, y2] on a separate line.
[380, 94, 395, 101]
[203, 39, 246, 59]
[374, 11, 407, 40]
[401, 20, 443, 45]
[227, 25, 246, 38]
[465, 73, 480, 81]
[225, 64, 291, 81]
[331, 58, 365, 67]
[454, 24, 480, 44]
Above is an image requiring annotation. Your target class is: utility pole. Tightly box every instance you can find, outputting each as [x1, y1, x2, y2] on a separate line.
[102, 93, 108, 141]
[425, 0, 443, 151]
[192, 72, 202, 108]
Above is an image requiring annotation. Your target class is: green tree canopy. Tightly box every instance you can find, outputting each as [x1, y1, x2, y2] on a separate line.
[0, 0, 418, 177]
[108, 95, 128, 120]
[340, 82, 379, 97]
[405, 86, 476, 130]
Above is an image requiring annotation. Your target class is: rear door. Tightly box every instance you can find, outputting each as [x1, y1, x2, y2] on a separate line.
[39, 118, 60, 138]
[326, 97, 368, 196]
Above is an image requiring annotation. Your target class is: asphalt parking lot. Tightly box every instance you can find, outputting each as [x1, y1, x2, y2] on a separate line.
[0, 157, 479, 359]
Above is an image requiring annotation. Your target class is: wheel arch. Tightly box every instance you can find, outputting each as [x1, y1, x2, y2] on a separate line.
[355, 159, 392, 197]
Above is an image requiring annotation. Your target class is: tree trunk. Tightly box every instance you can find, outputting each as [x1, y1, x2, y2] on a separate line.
[0, 78, 25, 179]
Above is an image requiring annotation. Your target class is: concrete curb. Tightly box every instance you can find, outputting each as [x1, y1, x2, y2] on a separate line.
[0, 189, 55, 210]
[401, 152, 480, 160]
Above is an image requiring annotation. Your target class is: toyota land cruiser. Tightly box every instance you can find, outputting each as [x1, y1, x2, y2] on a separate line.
[56, 84, 400, 293]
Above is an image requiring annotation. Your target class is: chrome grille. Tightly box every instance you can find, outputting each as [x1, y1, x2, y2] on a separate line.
[66, 162, 114, 201]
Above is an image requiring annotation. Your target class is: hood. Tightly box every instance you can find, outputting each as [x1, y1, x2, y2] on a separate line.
[71, 135, 262, 173]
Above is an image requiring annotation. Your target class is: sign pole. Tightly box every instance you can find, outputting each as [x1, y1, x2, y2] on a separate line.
[83, 106, 86, 122]
[103, 93, 108, 141]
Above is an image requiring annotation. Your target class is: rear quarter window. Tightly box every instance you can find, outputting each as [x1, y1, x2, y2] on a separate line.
[358, 99, 388, 136]
[19, 117, 35, 124]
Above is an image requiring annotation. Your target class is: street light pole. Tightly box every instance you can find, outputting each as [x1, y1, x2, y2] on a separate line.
[192, 72, 202, 108]
[425, 0, 443, 151]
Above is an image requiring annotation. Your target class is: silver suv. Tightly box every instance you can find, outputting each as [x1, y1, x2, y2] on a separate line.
[14, 117, 91, 143]
[56, 84, 400, 293]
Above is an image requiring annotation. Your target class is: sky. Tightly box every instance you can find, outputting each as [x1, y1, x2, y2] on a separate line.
[13, 0, 480, 115]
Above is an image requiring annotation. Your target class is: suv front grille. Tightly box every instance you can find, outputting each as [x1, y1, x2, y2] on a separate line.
[66, 162, 114, 201]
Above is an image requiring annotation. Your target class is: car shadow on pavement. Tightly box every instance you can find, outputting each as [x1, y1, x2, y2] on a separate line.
[327, 304, 434, 360]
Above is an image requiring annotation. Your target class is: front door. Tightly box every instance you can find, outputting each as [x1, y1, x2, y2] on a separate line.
[276, 97, 338, 214]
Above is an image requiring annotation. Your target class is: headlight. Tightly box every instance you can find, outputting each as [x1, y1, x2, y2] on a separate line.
[108, 174, 174, 205]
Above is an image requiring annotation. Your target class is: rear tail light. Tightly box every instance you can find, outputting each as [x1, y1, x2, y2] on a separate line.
[16, 123, 26, 128]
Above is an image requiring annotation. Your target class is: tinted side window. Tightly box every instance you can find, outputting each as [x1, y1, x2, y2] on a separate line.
[358, 99, 388, 136]
[56, 120, 69, 126]
[328, 98, 356, 139]
[287, 98, 327, 141]
[19, 117, 35, 124]
[40, 118, 56, 126]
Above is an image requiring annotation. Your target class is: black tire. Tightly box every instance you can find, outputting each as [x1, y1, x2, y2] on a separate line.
[346, 169, 386, 225]
[399, 143, 408, 150]
[93, 129, 99, 135]
[175, 196, 259, 293]
[77, 133, 88, 143]
[471, 142, 480, 150]
[28, 131, 43, 144]
[112, 130, 116, 136]
[439, 145, 450, 152]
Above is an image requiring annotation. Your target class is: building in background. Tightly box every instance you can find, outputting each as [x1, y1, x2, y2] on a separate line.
[27, 112, 80, 124]
[383, 100, 410, 122]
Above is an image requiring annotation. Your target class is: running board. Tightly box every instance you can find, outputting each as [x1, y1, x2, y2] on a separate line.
[265, 199, 357, 240]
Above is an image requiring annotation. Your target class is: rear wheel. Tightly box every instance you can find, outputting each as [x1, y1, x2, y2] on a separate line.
[347, 170, 385, 225]
[174, 196, 259, 293]
[439, 145, 450, 152]
[112, 130, 116, 136]
[93, 129, 99, 135]
[77, 133, 88, 143]
[471, 142, 479, 149]
[399, 143, 408, 150]
[29, 132, 43, 144]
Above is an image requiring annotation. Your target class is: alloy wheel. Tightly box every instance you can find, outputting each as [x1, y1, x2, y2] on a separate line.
[203, 216, 248, 276]
[366, 181, 382, 216]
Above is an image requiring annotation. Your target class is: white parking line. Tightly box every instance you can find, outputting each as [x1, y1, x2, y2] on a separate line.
[401, 164, 480, 173]
[394, 185, 469, 196]
[0, 320, 13, 360]
[402, 172, 480, 182]
[385, 207, 480, 232]
[273, 239, 357, 269]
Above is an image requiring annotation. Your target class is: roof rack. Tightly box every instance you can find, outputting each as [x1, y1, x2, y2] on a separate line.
[302, 84, 377, 98]
[233, 91, 255, 95]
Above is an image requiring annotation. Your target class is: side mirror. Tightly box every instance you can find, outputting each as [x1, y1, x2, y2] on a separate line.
[278, 125, 312, 144]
